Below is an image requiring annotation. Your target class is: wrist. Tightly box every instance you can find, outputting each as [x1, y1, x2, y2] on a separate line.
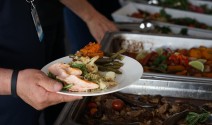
[11, 70, 19, 97]
[0, 68, 13, 95]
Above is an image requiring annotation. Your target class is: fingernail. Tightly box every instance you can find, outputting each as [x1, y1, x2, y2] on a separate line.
[54, 82, 63, 91]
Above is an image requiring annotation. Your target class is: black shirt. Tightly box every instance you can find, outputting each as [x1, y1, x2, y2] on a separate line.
[0, 0, 64, 124]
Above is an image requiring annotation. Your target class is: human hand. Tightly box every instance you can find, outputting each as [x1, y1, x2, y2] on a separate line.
[86, 13, 118, 42]
[16, 69, 82, 110]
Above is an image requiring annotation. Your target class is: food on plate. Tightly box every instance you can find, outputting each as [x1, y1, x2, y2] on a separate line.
[48, 63, 99, 92]
[76, 42, 104, 58]
[48, 42, 125, 92]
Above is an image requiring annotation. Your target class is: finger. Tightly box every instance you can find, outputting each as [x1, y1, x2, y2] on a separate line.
[92, 30, 104, 43]
[47, 92, 83, 105]
[104, 20, 118, 32]
[38, 75, 63, 92]
[109, 23, 119, 31]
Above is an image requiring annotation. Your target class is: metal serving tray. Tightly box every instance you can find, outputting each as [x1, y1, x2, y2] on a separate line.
[112, 2, 212, 38]
[54, 78, 212, 125]
[101, 32, 212, 82]
[115, 22, 212, 39]
[120, 0, 212, 12]
[54, 32, 212, 125]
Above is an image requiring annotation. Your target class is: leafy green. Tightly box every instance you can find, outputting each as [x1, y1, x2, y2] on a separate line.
[180, 28, 188, 35]
[159, 0, 189, 10]
[153, 55, 167, 66]
[62, 84, 73, 90]
[186, 111, 210, 125]
[160, 9, 171, 19]
[48, 72, 56, 79]
[70, 62, 88, 75]
[154, 25, 172, 34]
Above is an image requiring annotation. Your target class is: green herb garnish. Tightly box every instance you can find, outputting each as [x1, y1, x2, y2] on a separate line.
[70, 63, 88, 75]
[186, 111, 210, 125]
[62, 84, 73, 90]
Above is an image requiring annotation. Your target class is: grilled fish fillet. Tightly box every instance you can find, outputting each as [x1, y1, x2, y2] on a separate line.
[48, 62, 82, 77]
[48, 62, 99, 92]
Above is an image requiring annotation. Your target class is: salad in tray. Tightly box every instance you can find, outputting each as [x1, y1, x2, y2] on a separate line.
[124, 44, 212, 78]
[47, 42, 126, 92]
[130, 9, 212, 30]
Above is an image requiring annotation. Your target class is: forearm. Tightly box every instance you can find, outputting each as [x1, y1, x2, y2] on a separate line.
[0, 68, 13, 95]
[60, 0, 100, 22]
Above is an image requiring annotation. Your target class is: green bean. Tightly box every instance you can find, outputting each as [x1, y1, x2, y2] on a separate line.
[95, 58, 113, 64]
[112, 61, 124, 66]
[110, 49, 126, 60]
[102, 62, 123, 67]
[105, 65, 123, 69]
[104, 52, 124, 60]
[103, 52, 113, 57]
[98, 66, 122, 74]
[98, 64, 122, 69]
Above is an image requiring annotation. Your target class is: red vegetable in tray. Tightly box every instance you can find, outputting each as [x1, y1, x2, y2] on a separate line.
[112, 99, 125, 111]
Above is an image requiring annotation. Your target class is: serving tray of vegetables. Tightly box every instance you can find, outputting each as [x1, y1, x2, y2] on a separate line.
[101, 32, 212, 82]
[112, 2, 212, 38]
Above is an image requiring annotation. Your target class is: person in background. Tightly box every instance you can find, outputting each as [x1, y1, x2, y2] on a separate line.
[64, 0, 121, 54]
[0, 0, 118, 125]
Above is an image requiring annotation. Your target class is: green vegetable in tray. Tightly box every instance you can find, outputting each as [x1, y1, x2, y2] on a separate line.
[155, 25, 172, 34]
[186, 111, 210, 125]
[153, 55, 167, 66]
[160, 9, 171, 20]
[180, 28, 188, 35]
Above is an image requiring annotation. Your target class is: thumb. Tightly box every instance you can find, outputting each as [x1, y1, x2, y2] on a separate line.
[39, 76, 63, 92]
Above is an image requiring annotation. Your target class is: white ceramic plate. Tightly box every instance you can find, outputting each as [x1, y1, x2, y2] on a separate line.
[41, 55, 143, 96]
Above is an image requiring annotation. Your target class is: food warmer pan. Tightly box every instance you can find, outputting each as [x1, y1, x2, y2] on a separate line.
[53, 32, 212, 125]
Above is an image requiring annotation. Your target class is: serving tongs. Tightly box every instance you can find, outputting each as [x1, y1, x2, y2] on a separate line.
[113, 92, 156, 108]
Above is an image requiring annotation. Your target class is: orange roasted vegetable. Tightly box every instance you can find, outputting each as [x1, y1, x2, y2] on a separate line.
[206, 61, 212, 66]
[201, 48, 212, 60]
[189, 48, 202, 58]
[176, 70, 187, 75]
[202, 73, 212, 78]
[77, 42, 104, 58]
[167, 65, 185, 73]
